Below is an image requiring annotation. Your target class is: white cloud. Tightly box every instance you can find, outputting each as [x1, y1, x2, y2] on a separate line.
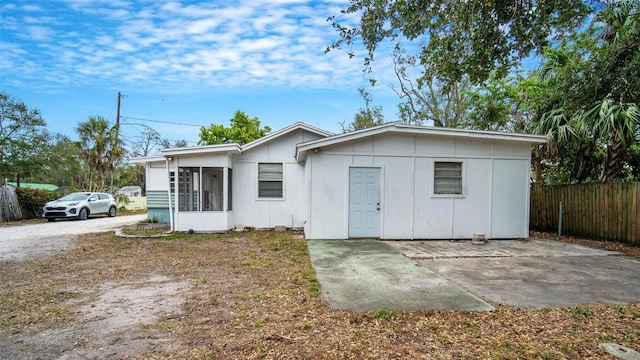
[185, 18, 219, 34]
[24, 25, 54, 41]
[21, 4, 44, 12]
[1, 0, 382, 91]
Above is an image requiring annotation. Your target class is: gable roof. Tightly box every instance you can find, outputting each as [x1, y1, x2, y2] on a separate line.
[241, 121, 333, 152]
[128, 122, 333, 163]
[296, 122, 547, 161]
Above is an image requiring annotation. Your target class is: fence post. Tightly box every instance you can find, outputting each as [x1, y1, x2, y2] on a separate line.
[558, 201, 563, 239]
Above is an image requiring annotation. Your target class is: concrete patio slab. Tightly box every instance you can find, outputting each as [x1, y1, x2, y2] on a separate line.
[385, 239, 640, 308]
[417, 256, 640, 308]
[307, 240, 494, 312]
[382, 238, 619, 259]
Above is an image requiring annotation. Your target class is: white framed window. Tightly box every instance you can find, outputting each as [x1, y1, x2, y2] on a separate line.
[434, 161, 463, 195]
[258, 163, 283, 198]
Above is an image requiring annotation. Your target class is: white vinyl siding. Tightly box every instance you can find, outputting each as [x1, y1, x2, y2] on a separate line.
[434, 161, 463, 194]
[258, 163, 283, 198]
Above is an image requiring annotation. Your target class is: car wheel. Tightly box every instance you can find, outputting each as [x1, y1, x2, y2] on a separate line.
[79, 208, 88, 220]
[47, 218, 55, 222]
[108, 206, 116, 217]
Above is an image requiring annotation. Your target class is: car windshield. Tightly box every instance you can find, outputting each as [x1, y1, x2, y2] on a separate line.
[59, 193, 90, 201]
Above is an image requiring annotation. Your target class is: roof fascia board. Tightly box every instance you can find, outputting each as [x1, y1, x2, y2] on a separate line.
[160, 144, 241, 156]
[392, 124, 547, 143]
[296, 123, 547, 161]
[129, 156, 166, 164]
[391, 126, 548, 143]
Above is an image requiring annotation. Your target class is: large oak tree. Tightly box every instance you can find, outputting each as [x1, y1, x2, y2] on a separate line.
[0, 92, 50, 185]
[199, 110, 271, 145]
[328, 0, 591, 86]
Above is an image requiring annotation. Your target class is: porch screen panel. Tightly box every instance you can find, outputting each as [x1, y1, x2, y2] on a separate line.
[178, 167, 199, 211]
[227, 168, 233, 210]
[202, 167, 223, 211]
[258, 163, 283, 198]
[434, 162, 462, 194]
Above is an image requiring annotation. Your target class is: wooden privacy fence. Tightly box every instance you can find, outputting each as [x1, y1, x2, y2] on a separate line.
[530, 182, 639, 246]
[0, 186, 23, 222]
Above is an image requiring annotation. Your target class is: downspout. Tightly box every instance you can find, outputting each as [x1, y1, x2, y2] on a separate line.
[166, 157, 174, 232]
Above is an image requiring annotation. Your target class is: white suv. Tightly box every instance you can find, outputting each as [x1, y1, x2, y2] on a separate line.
[42, 192, 117, 222]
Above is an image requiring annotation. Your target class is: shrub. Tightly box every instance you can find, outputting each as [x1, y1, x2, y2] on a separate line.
[15, 188, 60, 218]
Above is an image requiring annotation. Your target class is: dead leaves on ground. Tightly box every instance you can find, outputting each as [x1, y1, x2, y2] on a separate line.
[1, 231, 639, 359]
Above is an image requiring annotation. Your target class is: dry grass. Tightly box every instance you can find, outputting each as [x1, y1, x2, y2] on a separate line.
[0, 217, 48, 227]
[1, 231, 639, 359]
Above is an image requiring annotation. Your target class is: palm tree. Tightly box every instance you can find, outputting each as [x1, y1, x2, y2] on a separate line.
[76, 116, 124, 191]
[533, 0, 639, 182]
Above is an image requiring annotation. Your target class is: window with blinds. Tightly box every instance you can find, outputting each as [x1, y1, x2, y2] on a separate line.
[434, 162, 462, 195]
[258, 163, 283, 198]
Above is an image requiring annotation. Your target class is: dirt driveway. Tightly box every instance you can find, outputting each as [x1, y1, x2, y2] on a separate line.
[0, 214, 146, 260]
[384, 238, 640, 308]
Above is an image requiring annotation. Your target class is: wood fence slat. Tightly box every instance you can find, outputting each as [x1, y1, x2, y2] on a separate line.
[530, 182, 639, 245]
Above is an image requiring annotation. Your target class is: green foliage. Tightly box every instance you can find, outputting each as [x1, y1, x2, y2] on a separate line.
[0, 92, 51, 182]
[464, 75, 533, 133]
[76, 116, 125, 191]
[14, 187, 60, 217]
[341, 88, 385, 132]
[31, 134, 82, 187]
[198, 110, 271, 145]
[372, 308, 396, 319]
[569, 306, 593, 319]
[328, 0, 591, 87]
[112, 165, 145, 192]
[531, 0, 640, 183]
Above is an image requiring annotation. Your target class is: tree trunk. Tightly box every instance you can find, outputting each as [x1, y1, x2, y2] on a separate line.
[599, 136, 627, 182]
[534, 147, 542, 182]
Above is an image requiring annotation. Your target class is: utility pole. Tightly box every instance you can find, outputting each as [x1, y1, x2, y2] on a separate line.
[110, 92, 124, 192]
[116, 91, 121, 133]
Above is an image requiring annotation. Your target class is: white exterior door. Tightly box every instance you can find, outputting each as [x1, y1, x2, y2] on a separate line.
[349, 167, 380, 238]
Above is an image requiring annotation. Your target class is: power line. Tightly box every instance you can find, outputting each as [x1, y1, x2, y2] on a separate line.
[121, 116, 205, 127]
[119, 120, 199, 146]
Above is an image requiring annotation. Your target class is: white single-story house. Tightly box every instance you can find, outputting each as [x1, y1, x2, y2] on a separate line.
[131, 122, 546, 240]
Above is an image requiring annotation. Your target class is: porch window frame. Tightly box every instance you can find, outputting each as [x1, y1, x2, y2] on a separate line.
[176, 166, 227, 212]
[227, 168, 233, 211]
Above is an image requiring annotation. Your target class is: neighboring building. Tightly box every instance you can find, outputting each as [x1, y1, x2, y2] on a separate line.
[117, 186, 143, 197]
[6, 182, 59, 191]
[131, 122, 546, 240]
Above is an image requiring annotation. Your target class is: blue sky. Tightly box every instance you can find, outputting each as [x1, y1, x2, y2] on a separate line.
[1, 0, 402, 149]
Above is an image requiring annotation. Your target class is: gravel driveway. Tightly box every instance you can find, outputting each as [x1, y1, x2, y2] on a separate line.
[0, 214, 146, 261]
